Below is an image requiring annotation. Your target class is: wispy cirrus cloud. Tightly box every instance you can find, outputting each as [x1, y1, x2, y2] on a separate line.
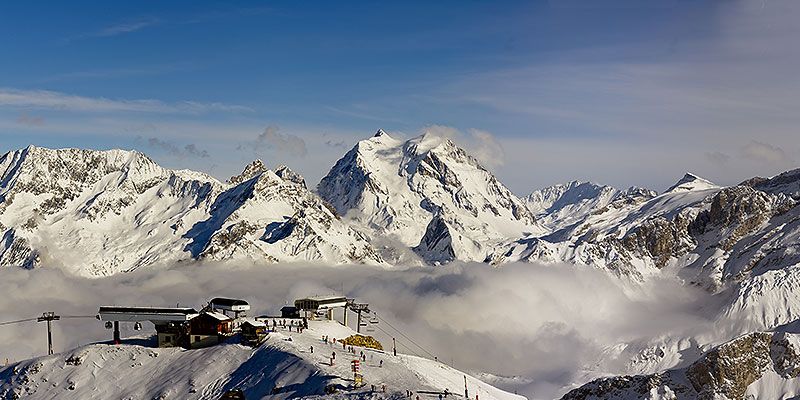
[95, 18, 160, 37]
[0, 88, 253, 114]
[68, 18, 160, 41]
[16, 113, 45, 127]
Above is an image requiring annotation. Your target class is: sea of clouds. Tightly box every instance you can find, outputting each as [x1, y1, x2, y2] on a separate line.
[0, 261, 720, 399]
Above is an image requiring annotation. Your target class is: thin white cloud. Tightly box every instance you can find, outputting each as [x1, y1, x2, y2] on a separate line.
[422, 125, 506, 169]
[68, 18, 161, 40]
[239, 125, 308, 157]
[740, 140, 789, 164]
[95, 18, 159, 37]
[0, 88, 253, 114]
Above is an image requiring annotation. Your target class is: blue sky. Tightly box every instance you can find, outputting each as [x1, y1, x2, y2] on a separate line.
[1, 1, 798, 193]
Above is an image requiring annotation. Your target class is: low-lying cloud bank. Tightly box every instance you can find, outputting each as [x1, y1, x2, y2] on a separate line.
[0, 262, 713, 399]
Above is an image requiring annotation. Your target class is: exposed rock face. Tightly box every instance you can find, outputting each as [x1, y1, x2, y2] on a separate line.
[562, 331, 800, 400]
[754, 168, 800, 199]
[413, 214, 457, 264]
[273, 164, 306, 188]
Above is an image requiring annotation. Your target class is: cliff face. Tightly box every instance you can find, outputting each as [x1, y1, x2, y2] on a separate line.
[562, 330, 800, 400]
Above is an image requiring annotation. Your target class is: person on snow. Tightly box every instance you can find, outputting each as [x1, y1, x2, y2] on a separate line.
[310, 345, 314, 354]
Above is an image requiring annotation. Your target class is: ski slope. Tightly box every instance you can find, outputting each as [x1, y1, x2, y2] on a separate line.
[0, 320, 525, 400]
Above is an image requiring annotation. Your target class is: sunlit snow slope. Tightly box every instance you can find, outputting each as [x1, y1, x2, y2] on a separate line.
[0, 320, 524, 400]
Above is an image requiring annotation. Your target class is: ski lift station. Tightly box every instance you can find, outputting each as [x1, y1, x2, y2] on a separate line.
[97, 298, 247, 349]
[95, 294, 378, 349]
[207, 297, 250, 318]
[294, 295, 348, 320]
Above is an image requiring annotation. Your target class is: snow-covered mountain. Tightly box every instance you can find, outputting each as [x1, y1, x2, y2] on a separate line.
[0, 146, 383, 276]
[317, 130, 540, 264]
[0, 320, 524, 400]
[2, 136, 799, 297]
[493, 172, 800, 289]
[2, 137, 799, 288]
[524, 180, 656, 232]
[4, 135, 800, 399]
[562, 327, 800, 400]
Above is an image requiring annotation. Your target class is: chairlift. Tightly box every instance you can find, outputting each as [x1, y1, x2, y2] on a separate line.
[104, 321, 113, 329]
[133, 322, 142, 331]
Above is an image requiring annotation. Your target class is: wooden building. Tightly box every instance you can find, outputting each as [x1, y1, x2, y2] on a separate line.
[280, 306, 299, 318]
[241, 319, 268, 346]
[155, 322, 185, 348]
[187, 311, 233, 349]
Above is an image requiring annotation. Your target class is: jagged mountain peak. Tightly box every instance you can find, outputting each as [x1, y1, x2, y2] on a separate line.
[228, 159, 267, 185]
[523, 180, 648, 232]
[273, 164, 306, 188]
[664, 172, 718, 194]
[753, 168, 800, 199]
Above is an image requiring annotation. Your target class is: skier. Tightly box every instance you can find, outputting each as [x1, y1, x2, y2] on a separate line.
[379, 359, 383, 368]
[310, 345, 314, 354]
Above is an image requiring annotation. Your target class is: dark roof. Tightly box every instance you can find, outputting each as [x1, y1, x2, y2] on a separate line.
[209, 298, 249, 307]
[281, 306, 297, 310]
[99, 306, 198, 315]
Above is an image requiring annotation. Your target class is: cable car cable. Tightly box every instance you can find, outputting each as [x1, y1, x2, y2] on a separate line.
[374, 314, 438, 360]
[0, 317, 38, 327]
